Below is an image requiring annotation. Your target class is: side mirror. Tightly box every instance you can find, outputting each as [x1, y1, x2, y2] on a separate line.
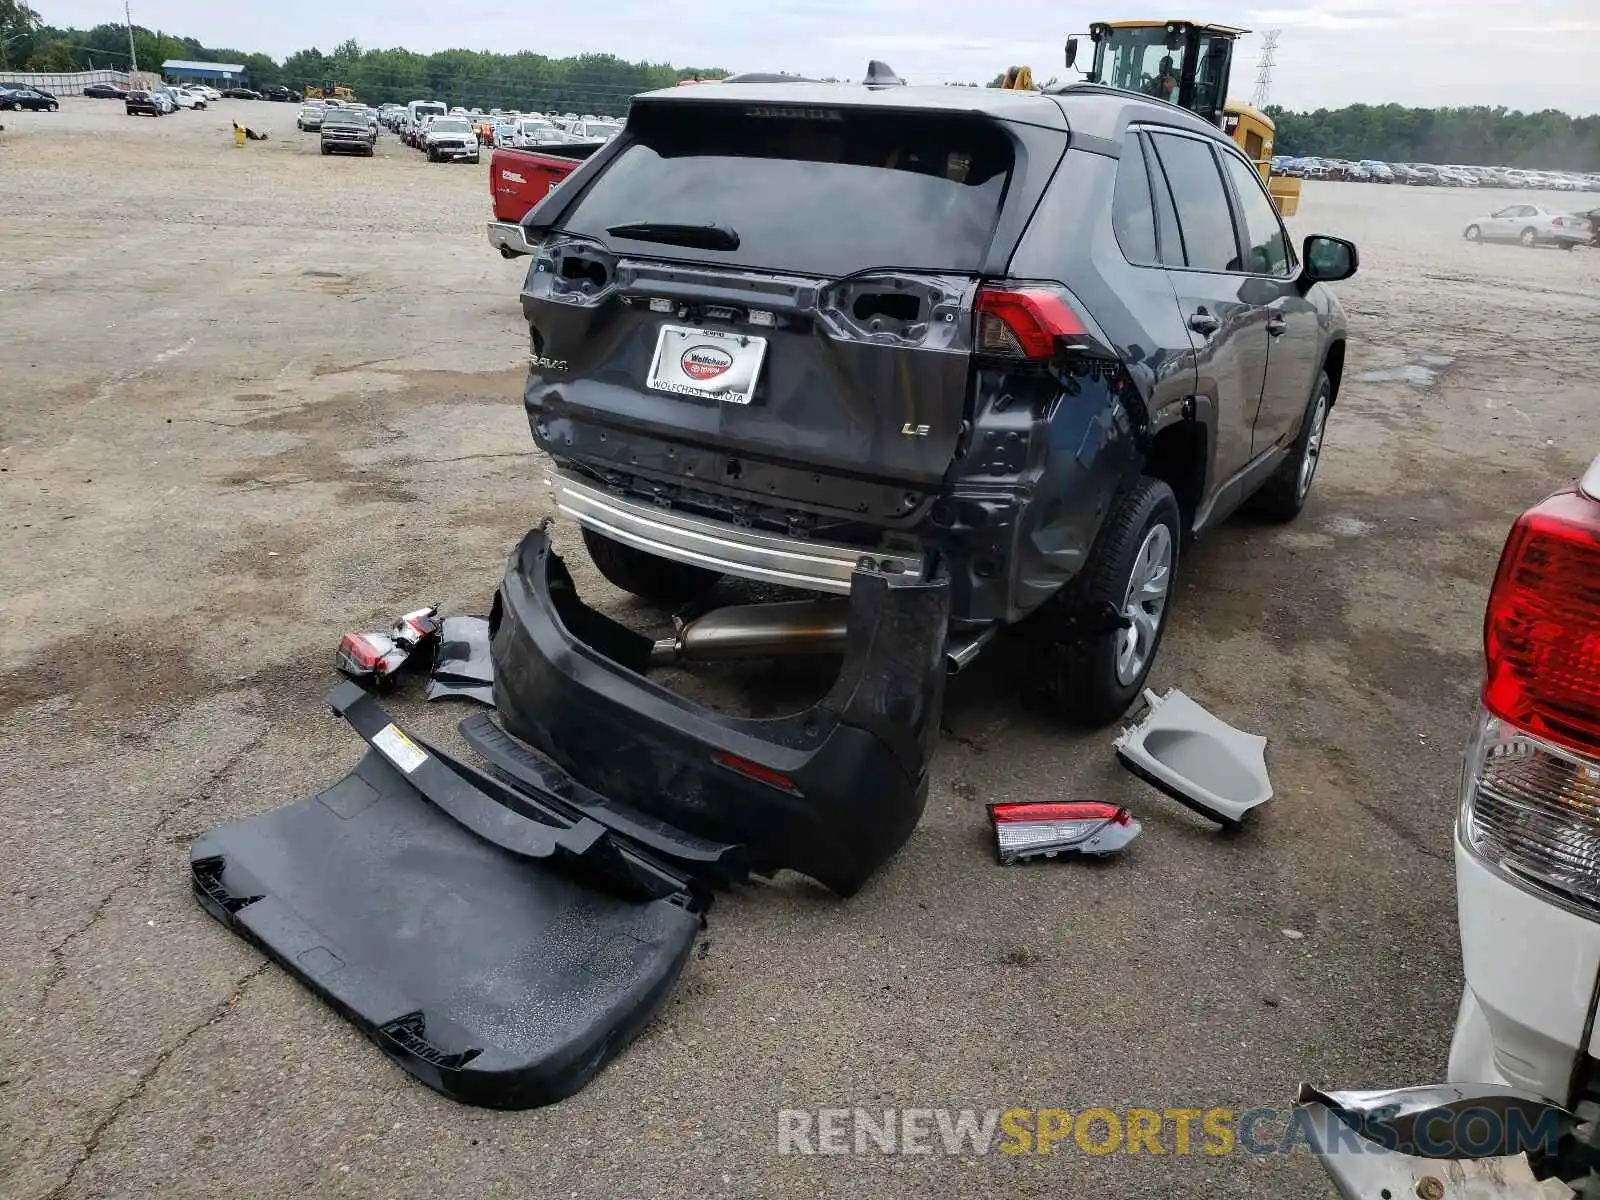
[1065, 37, 1079, 69]
[1300, 235, 1358, 287]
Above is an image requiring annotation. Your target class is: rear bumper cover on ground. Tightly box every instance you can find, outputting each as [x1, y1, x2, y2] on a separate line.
[490, 527, 951, 895]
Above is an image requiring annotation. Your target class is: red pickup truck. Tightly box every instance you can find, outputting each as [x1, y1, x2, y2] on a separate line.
[487, 143, 606, 257]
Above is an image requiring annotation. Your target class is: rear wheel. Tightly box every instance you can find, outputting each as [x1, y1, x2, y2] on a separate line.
[1520, 227, 1538, 247]
[581, 528, 721, 606]
[1250, 369, 1332, 522]
[1043, 477, 1181, 727]
[1464, 224, 1480, 241]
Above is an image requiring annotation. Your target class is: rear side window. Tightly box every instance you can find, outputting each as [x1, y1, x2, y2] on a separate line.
[1148, 133, 1241, 272]
[1220, 153, 1293, 276]
[561, 104, 1015, 276]
[1111, 137, 1159, 266]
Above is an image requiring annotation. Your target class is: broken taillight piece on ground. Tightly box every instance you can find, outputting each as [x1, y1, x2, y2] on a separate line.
[987, 801, 1141, 864]
[337, 605, 441, 682]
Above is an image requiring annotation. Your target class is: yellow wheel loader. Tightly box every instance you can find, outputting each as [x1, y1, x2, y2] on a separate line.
[1003, 19, 1301, 216]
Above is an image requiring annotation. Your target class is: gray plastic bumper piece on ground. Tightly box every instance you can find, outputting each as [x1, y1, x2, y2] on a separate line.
[1112, 689, 1271, 826]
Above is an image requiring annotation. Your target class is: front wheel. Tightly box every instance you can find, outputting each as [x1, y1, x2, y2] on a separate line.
[1520, 227, 1538, 247]
[581, 528, 721, 606]
[1042, 478, 1181, 727]
[1464, 224, 1480, 241]
[1250, 369, 1332, 523]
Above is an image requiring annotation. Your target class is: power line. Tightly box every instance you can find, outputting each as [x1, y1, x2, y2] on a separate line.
[1251, 29, 1279, 109]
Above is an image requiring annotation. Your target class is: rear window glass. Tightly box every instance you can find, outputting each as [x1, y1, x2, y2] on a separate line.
[561, 104, 1015, 276]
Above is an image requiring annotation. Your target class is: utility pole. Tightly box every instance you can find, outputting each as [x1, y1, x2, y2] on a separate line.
[125, 0, 139, 79]
[1251, 29, 1279, 110]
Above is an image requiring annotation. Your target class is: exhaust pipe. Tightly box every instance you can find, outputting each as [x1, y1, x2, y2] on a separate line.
[650, 599, 850, 666]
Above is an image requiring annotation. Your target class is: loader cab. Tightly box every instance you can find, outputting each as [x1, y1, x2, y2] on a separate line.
[1086, 20, 1241, 127]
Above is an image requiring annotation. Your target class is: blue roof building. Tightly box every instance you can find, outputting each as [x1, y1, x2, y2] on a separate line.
[162, 60, 247, 85]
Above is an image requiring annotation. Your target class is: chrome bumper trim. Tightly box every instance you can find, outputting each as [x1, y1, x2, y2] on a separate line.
[548, 471, 920, 595]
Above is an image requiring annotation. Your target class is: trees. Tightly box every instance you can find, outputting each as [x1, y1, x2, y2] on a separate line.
[0, 0, 41, 69]
[1268, 103, 1600, 171]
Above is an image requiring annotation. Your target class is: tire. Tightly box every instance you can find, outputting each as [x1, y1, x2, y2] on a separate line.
[1464, 224, 1480, 241]
[580, 527, 721, 606]
[1520, 227, 1538, 247]
[1561, 241, 1576, 252]
[1250, 369, 1333, 523]
[320, 145, 331, 155]
[1043, 477, 1181, 727]
[427, 147, 437, 162]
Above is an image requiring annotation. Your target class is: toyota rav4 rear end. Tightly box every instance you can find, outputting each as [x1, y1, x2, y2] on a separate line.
[494, 83, 1176, 892]
[515, 84, 1141, 630]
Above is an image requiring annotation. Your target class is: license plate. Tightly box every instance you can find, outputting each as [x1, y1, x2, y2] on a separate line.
[646, 325, 767, 405]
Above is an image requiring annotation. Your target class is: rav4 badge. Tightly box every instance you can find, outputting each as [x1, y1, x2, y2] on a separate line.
[681, 346, 733, 381]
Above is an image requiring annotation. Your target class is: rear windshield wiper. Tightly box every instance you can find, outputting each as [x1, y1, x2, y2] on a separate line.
[605, 221, 740, 251]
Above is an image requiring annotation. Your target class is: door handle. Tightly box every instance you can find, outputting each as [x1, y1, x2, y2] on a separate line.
[1266, 316, 1287, 336]
[1188, 311, 1220, 336]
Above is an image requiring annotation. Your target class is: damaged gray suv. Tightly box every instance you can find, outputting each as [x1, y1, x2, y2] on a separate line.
[512, 80, 1356, 725]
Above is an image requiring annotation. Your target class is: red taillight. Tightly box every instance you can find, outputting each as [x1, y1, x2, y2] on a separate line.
[975, 285, 1090, 359]
[990, 802, 1129, 825]
[1483, 487, 1600, 756]
[712, 751, 801, 795]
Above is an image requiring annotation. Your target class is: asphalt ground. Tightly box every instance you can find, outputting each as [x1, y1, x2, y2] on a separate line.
[1, 98, 1595, 1198]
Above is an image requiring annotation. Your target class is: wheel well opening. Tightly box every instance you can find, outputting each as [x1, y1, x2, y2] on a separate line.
[1143, 423, 1207, 537]
[1324, 340, 1347, 405]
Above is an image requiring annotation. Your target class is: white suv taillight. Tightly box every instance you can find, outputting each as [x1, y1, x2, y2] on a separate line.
[1461, 476, 1600, 908]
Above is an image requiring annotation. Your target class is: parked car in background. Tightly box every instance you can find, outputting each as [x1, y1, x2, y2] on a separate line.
[0, 85, 60, 111]
[154, 86, 204, 110]
[124, 89, 163, 117]
[187, 84, 222, 100]
[492, 118, 520, 148]
[560, 117, 622, 142]
[512, 117, 567, 148]
[1299, 157, 1330, 180]
[82, 82, 130, 99]
[1464, 204, 1590, 250]
[423, 116, 480, 162]
[320, 106, 377, 156]
[297, 104, 325, 131]
[1358, 159, 1394, 182]
[261, 84, 301, 102]
[221, 87, 261, 99]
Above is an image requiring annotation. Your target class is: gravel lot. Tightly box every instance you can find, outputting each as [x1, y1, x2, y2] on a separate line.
[1, 98, 1595, 1199]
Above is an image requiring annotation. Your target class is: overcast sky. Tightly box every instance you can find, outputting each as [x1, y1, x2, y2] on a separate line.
[43, 0, 1600, 113]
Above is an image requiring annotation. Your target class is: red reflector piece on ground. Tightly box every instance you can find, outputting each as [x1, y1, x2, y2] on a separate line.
[990, 802, 1129, 825]
[712, 751, 801, 796]
[986, 801, 1141, 864]
[338, 632, 393, 673]
[1483, 488, 1600, 756]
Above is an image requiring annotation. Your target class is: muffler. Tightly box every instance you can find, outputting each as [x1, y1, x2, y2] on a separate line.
[649, 600, 850, 666]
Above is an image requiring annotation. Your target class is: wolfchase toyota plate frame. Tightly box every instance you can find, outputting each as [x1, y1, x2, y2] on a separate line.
[646, 325, 767, 405]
